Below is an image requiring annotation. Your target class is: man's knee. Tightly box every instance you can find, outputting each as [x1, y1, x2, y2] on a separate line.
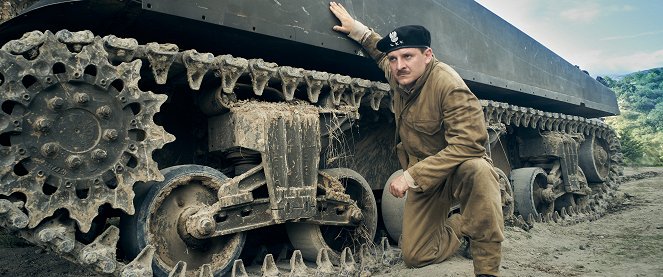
[400, 238, 430, 267]
[457, 158, 497, 185]
[402, 249, 427, 268]
[458, 158, 490, 173]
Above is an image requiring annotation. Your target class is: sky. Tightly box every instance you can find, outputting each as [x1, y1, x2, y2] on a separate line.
[474, 0, 663, 77]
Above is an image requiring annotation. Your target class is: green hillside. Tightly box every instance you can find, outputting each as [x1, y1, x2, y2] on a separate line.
[603, 68, 663, 166]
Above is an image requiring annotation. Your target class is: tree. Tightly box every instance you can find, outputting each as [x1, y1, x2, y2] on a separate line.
[603, 67, 663, 166]
[618, 130, 643, 165]
[646, 102, 663, 132]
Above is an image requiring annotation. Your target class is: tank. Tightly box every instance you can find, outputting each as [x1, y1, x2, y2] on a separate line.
[0, 0, 622, 276]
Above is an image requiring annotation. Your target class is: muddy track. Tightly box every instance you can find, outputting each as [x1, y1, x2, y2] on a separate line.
[2, 168, 661, 277]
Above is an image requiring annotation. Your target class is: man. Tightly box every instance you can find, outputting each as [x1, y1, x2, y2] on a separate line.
[329, 2, 504, 276]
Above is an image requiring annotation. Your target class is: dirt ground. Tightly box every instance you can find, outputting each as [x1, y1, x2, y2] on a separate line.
[1, 167, 662, 276]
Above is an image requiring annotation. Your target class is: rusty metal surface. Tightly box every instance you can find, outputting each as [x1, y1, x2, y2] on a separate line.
[209, 102, 321, 222]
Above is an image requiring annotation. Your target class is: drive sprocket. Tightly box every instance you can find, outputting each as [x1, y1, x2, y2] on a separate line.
[0, 30, 174, 232]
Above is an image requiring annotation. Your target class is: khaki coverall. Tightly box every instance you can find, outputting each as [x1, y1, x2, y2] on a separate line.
[359, 31, 505, 276]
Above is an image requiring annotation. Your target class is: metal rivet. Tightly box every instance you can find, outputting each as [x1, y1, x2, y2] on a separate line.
[96, 105, 112, 119]
[33, 117, 50, 132]
[73, 72, 81, 79]
[130, 119, 137, 126]
[115, 165, 124, 172]
[128, 144, 137, 151]
[45, 77, 52, 84]
[103, 129, 118, 141]
[12, 120, 20, 127]
[74, 93, 90, 104]
[41, 143, 59, 157]
[91, 149, 107, 161]
[65, 155, 82, 169]
[18, 148, 26, 155]
[48, 96, 65, 111]
[99, 79, 106, 86]
[22, 94, 30, 101]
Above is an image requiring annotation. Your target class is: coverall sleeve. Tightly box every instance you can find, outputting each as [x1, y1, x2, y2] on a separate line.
[359, 31, 391, 79]
[406, 84, 488, 192]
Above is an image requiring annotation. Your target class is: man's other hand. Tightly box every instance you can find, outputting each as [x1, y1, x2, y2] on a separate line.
[389, 174, 409, 198]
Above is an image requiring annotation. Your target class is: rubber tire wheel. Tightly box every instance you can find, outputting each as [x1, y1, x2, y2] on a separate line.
[286, 168, 377, 264]
[510, 167, 550, 219]
[579, 135, 610, 182]
[122, 165, 246, 277]
[381, 170, 405, 242]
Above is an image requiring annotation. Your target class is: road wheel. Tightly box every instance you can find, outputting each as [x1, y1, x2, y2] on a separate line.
[286, 168, 377, 263]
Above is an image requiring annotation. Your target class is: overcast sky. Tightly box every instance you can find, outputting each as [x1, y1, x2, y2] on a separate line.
[474, 0, 663, 77]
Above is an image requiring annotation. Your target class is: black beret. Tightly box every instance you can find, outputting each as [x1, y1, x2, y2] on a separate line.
[377, 25, 431, 53]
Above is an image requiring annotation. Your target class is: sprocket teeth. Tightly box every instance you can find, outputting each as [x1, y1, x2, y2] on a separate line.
[316, 248, 335, 276]
[120, 245, 155, 277]
[0, 30, 174, 232]
[231, 260, 248, 277]
[340, 247, 357, 276]
[289, 249, 309, 276]
[198, 264, 213, 277]
[261, 254, 280, 277]
[168, 261, 188, 277]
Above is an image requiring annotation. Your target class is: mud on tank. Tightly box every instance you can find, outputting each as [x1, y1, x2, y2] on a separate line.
[0, 0, 622, 276]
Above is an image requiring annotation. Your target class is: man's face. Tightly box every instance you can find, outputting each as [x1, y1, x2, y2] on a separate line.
[387, 47, 433, 88]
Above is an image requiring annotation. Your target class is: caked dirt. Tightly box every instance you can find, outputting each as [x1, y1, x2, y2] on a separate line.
[1, 167, 662, 276]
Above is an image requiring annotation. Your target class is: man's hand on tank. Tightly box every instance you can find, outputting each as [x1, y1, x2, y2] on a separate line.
[329, 2, 353, 34]
[389, 174, 410, 198]
[329, 2, 369, 41]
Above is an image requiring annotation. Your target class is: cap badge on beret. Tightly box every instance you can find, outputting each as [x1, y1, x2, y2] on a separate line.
[389, 31, 399, 43]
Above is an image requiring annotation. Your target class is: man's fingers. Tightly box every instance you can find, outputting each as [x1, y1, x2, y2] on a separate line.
[387, 176, 406, 199]
[329, 1, 353, 34]
[389, 181, 398, 198]
[331, 1, 349, 14]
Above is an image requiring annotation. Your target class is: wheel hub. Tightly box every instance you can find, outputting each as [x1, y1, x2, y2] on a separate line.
[20, 83, 127, 179]
[132, 165, 245, 276]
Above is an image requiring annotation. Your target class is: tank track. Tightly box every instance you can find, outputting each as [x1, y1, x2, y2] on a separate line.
[0, 30, 623, 276]
[458, 107, 621, 230]
[481, 101, 623, 229]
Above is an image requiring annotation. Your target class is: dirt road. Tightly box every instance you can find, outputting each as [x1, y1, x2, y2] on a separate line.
[382, 167, 663, 277]
[1, 167, 662, 276]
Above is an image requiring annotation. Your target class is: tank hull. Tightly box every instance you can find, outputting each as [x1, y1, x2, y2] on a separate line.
[1, 0, 618, 117]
